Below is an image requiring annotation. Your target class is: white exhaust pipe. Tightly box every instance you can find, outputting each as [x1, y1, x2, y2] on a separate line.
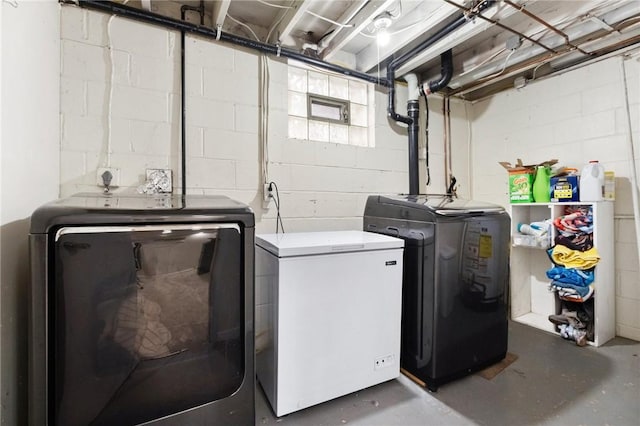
[403, 73, 420, 102]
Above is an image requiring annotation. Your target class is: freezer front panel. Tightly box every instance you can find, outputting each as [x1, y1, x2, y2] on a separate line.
[256, 246, 404, 417]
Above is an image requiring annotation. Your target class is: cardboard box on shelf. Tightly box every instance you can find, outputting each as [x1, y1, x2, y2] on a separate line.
[499, 159, 558, 203]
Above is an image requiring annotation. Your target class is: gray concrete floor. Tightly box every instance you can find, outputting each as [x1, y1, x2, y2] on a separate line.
[256, 321, 640, 426]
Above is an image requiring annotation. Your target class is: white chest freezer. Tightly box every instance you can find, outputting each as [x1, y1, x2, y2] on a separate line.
[255, 230, 404, 416]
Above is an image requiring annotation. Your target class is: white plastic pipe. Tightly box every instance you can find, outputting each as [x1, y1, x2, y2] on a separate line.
[403, 73, 420, 102]
[619, 55, 640, 264]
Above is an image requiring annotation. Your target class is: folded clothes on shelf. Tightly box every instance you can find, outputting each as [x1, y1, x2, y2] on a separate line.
[553, 207, 593, 236]
[546, 266, 594, 286]
[548, 244, 600, 269]
[555, 233, 594, 251]
[549, 281, 594, 302]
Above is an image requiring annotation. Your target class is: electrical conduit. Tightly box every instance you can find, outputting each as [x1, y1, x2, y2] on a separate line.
[619, 55, 640, 264]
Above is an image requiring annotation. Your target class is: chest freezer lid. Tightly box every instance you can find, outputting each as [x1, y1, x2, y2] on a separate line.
[256, 230, 404, 257]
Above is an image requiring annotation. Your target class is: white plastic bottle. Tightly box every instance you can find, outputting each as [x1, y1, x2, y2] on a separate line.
[580, 160, 605, 201]
[517, 223, 545, 237]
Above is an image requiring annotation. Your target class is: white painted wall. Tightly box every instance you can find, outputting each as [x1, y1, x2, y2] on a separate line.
[468, 53, 640, 341]
[59, 6, 409, 235]
[0, 0, 60, 423]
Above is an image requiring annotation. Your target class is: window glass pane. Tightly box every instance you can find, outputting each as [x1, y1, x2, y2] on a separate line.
[288, 67, 307, 92]
[329, 123, 349, 144]
[287, 65, 374, 147]
[288, 116, 308, 140]
[308, 71, 329, 96]
[310, 101, 342, 122]
[329, 76, 349, 100]
[309, 120, 330, 142]
[349, 80, 367, 105]
[350, 103, 367, 127]
[288, 92, 307, 117]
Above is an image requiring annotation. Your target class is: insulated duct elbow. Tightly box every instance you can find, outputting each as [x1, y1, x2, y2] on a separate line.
[426, 50, 453, 94]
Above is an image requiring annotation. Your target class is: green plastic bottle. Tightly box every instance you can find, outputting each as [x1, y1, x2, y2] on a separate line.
[532, 165, 551, 202]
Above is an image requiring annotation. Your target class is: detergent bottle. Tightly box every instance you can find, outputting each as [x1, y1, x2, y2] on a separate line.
[580, 160, 605, 201]
[532, 165, 551, 202]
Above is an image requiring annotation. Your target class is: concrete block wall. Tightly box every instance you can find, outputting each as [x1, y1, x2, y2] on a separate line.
[60, 6, 409, 234]
[60, 6, 180, 195]
[418, 95, 473, 198]
[469, 53, 640, 341]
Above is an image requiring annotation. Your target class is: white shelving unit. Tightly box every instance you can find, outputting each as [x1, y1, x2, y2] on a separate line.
[509, 202, 615, 347]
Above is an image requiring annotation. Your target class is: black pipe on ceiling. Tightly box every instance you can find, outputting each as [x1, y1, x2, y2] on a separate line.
[385, 0, 495, 195]
[426, 49, 453, 94]
[71, 0, 495, 198]
[73, 0, 390, 87]
[386, 0, 495, 126]
[385, 14, 467, 125]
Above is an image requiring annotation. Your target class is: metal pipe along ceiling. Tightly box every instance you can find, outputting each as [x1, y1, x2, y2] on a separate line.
[74, 0, 497, 197]
[448, 1, 640, 91]
[74, 0, 390, 87]
[386, 0, 496, 125]
[385, 0, 495, 195]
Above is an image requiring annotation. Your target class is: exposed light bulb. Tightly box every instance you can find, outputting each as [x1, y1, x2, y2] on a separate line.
[377, 28, 390, 46]
[373, 12, 393, 47]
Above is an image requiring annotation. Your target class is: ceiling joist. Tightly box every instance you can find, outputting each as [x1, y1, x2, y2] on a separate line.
[212, 0, 231, 29]
[321, 0, 397, 62]
[267, 0, 312, 45]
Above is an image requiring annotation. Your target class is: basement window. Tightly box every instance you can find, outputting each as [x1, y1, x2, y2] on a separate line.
[308, 95, 350, 125]
[287, 64, 374, 147]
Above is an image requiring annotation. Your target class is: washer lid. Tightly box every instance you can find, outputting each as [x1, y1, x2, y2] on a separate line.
[256, 230, 404, 257]
[30, 193, 254, 234]
[367, 194, 505, 215]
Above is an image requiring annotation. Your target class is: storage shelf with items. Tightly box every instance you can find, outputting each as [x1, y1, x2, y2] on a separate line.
[509, 202, 614, 347]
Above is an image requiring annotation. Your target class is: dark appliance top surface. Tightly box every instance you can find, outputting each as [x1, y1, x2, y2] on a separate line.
[365, 194, 505, 216]
[30, 193, 255, 233]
